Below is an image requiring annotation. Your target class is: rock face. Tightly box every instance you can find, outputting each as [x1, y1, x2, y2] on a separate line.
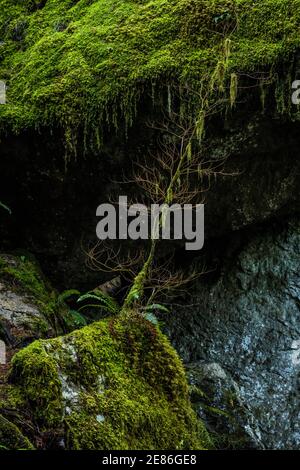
[204, 116, 300, 238]
[187, 362, 263, 449]
[167, 218, 300, 449]
[0, 254, 66, 450]
[0, 282, 51, 348]
[0, 0, 299, 452]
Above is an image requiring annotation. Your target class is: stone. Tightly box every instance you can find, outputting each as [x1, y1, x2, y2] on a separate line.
[166, 218, 300, 449]
[187, 362, 263, 449]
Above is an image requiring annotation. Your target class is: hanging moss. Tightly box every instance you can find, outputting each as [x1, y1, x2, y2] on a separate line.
[9, 313, 212, 450]
[195, 110, 205, 143]
[0, 0, 299, 151]
[229, 73, 238, 108]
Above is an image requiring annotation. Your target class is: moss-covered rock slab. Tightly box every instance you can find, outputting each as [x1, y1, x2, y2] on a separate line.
[0, 254, 59, 347]
[0, 0, 299, 145]
[9, 313, 211, 450]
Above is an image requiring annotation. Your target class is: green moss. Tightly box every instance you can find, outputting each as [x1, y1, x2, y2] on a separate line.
[0, 383, 25, 411]
[199, 403, 231, 419]
[0, 414, 34, 450]
[0, 0, 299, 151]
[0, 255, 53, 304]
[0, 254, 80, 334]
[10, 340, 63, 428]
[189, 382, 256, 450]
[9, 313, 212, 449]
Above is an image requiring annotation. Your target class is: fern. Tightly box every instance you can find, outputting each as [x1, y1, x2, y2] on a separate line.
[144, 312, 159, 325]
[143, 304, 170, 326]
[77, 290, 120, 315]
[145, 303, 170, 314]
[57, 289, 81, 305]
[67, 310, 87, 328]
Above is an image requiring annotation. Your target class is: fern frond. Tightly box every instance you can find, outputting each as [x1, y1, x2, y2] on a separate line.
[57, 289, 81, 305]
[67, 310, 87, 327]
[144, 312, 159, 325]
[145, 303, 170, 314]
[77, 290, 120, 315]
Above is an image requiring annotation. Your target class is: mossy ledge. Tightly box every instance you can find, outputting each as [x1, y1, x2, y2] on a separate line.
[8, 312, 212, 450]
[0, 0, 299, 153]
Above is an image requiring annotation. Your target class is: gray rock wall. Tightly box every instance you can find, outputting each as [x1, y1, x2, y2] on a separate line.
[166, 218, 300, 449]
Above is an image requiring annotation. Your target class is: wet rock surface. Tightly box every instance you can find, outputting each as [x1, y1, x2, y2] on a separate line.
[187, 362, 264, 449]
[167, 218, 300, 449]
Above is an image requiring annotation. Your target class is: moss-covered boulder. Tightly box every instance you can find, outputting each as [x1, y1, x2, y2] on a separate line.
[0, 254, 59, 347]
[9, 313, 211, 450]
[0, 253, 86, 351]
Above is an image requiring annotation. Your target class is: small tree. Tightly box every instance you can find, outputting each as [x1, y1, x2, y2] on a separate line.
[87, 37, 237, 316]
[87, 111, 227, 315]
